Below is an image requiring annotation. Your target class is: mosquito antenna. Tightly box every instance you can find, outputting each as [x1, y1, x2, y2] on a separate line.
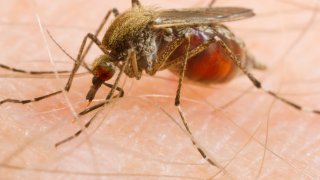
[46, 30, 92, 72]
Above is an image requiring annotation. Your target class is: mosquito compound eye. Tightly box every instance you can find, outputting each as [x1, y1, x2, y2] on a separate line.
[87, 59, 116, 103]
[92, 55, 116, 81]
[93, 62, 115, 81]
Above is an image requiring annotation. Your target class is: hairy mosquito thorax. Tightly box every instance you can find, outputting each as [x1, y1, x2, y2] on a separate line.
[102, 6, 159, 51]
[102, 6, 161, 73]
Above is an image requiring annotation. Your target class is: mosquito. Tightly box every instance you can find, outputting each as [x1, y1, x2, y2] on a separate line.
[1, 0, 319, 169]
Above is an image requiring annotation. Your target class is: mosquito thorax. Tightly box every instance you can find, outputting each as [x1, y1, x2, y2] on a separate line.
[102, 6, 158, 51]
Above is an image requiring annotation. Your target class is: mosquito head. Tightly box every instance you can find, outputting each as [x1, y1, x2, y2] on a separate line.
[86, 54, 116, 103]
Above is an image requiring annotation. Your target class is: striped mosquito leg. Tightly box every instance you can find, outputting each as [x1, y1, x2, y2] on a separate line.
[174, 35, 221, 168]
[0, 91, 62, 105]
[55, 52, 129, 147]
[55, 113, 95, 148]
[208, 0, 217, 8]
[214, 35, 320, 115]
[0, 64, 69, 74]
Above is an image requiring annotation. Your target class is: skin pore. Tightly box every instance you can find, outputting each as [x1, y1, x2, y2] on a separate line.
[0, 0, 320, 179]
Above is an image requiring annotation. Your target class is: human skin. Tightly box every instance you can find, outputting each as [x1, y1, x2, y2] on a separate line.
[0, 0, 320, 179]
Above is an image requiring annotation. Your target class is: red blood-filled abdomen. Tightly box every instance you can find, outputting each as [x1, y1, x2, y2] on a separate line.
[169, 26, 246, 83]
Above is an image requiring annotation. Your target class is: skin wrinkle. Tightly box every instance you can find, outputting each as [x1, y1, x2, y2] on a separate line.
[0, 0, 320, 179]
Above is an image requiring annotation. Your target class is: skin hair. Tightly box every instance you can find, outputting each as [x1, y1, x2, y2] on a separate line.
[0, 0, 319, 179]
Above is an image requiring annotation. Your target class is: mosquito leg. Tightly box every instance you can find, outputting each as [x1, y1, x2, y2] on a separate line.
[54, 84, 124, 148]
[54, 111, 98, 147]
[167, 35, 320, 113]
[46, 8, 119, 90]
[55, 50, 131, 147]
[157, 37, 216, 70]
[0, 34, 105, 106]
[0, 65, 67, 106]
[49, 8, 119, 73]
[174, 36, 190, 107]
[0, 82, 124, 106]
[0, 35, 102, 106]
[148, 37, 185, 75]
[132, 0, 141, 7]
[0, 64, 70, 75]
[103, 83, 124, 98]
[213, 35, 320, 115]
[80, 49, 130, 116]
[64, 33, 108, 92]
[0, 91, 62, 105]
[245, 53, 267, 70]
[0, 9, 119, 106]
[208, 0, 217, 8]
[1, 9, 118, 77]
[105, 49, 131, 100]
[129, 50, 142, 79]
[78, 88, 124, 116]
[80, 8, 119, 68]
[174, 35, 219, 167]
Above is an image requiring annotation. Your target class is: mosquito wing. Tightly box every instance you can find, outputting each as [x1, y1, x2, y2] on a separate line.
[152, 7, 254, 28]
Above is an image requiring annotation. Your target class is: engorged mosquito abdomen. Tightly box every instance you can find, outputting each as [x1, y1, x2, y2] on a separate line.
[169, 26, 247, 83]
